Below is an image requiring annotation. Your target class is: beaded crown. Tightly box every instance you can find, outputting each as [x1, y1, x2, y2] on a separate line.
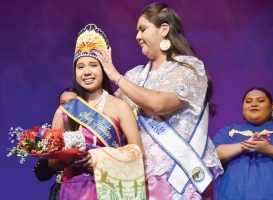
[73, 24, 109, 64]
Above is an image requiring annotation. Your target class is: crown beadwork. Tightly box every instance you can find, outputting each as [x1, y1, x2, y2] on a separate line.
[73, 24, 109, 64]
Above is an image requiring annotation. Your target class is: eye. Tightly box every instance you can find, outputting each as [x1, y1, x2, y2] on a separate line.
[245, 99, 252, 104]
[140, 28, 146, 32]
[91, 64, 98, 67]
[76, 65, 84, 69]
[137, 26, 147, 33]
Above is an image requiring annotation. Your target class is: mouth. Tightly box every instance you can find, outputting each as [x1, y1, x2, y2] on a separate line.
[138, 40, 145, 47]
[250, 109, 260, 112]
[82, 77, 95, 84]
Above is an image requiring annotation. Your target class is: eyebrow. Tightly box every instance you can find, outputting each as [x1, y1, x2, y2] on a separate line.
[136, 25, 146, 31]
[76, 61, 99, 65]
[245, 97, 266, 100]
[88, 61, 99, 64]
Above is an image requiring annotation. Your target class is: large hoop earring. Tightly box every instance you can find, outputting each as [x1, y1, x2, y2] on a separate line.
[160, 38, 171, 51]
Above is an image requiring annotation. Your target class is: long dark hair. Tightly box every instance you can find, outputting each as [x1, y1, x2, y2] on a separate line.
[140, 3, 194, 59]
[141, 3, 216, 115]
[67, 57, 113, 131]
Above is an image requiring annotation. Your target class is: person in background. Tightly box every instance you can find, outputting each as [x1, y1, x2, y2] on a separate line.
[213, 87, 273, 200]
[98, 2, 223, 199]
[59, 87, 77, 105]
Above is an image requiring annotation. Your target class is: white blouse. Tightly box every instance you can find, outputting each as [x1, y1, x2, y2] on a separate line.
[115, 55, 223, 178]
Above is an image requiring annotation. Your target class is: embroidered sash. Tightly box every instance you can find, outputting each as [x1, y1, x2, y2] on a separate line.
[89, 144, 146, 200]
[136, 61, 212, 193]
[60, 97, 121, 148]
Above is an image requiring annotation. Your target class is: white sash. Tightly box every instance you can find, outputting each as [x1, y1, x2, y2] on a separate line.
[136, 61, 212, 193]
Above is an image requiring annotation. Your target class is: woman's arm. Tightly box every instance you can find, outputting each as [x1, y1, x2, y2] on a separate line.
[49, 108, 66, 169]
[98, 49, 188, 116]
[216, 134, 263, 163]
[216, 143, 244, 163]
[118, 79, 188, 115]
[51, 108, 93, 169]
[51, 108, 65, 129]
[116, 99, 144, 155]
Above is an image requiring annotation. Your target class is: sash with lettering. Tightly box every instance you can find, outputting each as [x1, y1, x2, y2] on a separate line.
[60, 97, 121, 148]
[136, 61, 213, 193]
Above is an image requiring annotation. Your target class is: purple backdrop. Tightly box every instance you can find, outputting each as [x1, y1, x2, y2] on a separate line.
[1, 0, 272, 199]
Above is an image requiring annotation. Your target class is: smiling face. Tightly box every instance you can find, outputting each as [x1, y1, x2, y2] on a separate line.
[75, 56, 103, 93]
[242, 89, 273, 125]
[136, 15, 166, 59]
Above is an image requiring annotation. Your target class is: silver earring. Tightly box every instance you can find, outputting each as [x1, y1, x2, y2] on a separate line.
[160, 38, 171, 51]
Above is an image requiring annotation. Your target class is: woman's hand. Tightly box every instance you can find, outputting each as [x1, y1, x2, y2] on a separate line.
[98, 47, 188, 115]
[70, 152, 93, 171]
[241, 134, 273, 155]
[48, 159, 66, 170]
[97, 47, 121, 83]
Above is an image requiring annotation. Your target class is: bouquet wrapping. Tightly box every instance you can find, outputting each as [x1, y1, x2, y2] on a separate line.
[7, 124, 87, 164]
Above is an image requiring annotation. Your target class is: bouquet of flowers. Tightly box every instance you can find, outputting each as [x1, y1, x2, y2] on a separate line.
[7, 124, 87, 164]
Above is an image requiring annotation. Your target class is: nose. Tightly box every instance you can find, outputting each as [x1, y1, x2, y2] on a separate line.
[83, 66, 92, 75]
[136, 31, 141, 42]
[251, 100, 258, 106]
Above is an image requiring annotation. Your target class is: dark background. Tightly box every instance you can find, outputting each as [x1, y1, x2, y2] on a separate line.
[1, 0, 272, 199]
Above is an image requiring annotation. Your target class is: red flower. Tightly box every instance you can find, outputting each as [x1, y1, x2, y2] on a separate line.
[32, 126, 40, 132]
[43, 129, 65, 153]
[8, 125, 86, 164]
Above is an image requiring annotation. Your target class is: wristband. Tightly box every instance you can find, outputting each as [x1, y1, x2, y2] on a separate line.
[115, 75, 123, 85]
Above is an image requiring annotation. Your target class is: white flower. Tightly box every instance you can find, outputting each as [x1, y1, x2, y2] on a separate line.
[62, 127, 85, 151]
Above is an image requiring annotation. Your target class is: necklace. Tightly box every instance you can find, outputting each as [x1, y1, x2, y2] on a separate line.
[92, 92, 104, 107]
[91, 89, 108, 111]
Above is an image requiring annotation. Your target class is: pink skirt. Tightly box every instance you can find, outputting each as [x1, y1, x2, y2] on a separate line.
[146, 174, 202, 200]
[60, 174, 97, 200]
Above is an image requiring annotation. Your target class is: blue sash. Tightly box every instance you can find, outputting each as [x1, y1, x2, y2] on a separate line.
[60, 97, 121, 148]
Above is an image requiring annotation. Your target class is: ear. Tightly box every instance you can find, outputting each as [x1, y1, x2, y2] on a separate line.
[160, 23, 170, 37]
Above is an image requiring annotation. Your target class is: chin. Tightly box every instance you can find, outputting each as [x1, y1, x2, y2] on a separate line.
[81, 85, 98, 93]
[87, 88, 101, 93]
[247, 118, 268, 125]
[141, 48, 149, 57]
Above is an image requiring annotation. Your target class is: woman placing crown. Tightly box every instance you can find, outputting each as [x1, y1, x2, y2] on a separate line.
[50, 24, 144, 200]
[97, 3, 223, 200]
